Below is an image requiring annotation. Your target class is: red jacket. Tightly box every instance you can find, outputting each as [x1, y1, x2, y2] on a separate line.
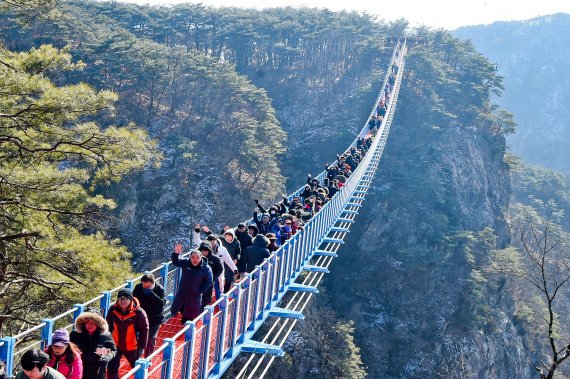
[106, 298, 149, 352]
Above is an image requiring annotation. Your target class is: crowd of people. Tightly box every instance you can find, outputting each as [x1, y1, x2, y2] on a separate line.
[10, 51, 401, 379]
[12, 273, 167, 379]
[169, 130, 376, 324]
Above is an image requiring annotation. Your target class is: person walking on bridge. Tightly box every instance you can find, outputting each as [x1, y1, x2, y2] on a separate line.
[244, 234, 270, 273]
[106, 288, 149, 379]
[132, 274, 166, 357]
[171, 245, 213, 323]
[16, 350, 65, 379]
[70, 308, 116, 379]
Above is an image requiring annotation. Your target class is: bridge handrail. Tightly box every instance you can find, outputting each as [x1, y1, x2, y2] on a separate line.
[0, 41, 406, 379]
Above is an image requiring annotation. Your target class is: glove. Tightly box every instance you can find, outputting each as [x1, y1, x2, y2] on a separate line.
[136, 348, 144, 360]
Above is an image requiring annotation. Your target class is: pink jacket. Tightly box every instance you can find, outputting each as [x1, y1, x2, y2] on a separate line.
[46, 350, 83, 379]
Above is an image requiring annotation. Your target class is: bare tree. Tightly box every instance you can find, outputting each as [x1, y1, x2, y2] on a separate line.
[494, 207, 570, 379]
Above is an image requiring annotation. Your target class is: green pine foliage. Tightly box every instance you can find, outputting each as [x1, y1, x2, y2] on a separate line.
[0, 43, 158, 332]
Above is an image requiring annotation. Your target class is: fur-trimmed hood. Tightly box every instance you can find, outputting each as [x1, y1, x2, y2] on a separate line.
[74, 310, 109, 333]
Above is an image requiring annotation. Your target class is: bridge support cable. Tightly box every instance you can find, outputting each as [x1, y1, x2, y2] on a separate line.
[234, 43, 407, 379]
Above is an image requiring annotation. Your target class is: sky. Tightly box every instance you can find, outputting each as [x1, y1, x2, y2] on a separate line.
[119, 0, 570, 29]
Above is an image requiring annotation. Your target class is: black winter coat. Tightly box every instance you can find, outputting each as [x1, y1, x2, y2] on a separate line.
[244, 234, 271, 273]
[235, 230, 252, 272]
[221, 237, 241, 281]
[205, 253, 223, 280]
[171, 254, 213, 321]
[70, 330, 116, 370]
[132, 283, 166, 327]
[253, 211, 279, 235]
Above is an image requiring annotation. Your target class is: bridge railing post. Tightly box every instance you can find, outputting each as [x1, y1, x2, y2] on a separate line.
[133, 357, 150, 379]
[283, 240, 293, 286]
[267, 254, 277, 309]
[200, 306, 214, 378]
[72, 304, 85, 330]
[159, 262, 170, 294]
[238, 275, 251, 343]
[100, 290, 112, 318]
[182, 321, 196, 379]
[161, 338, 175, 379]
[274, 249, 284, 299]
[260, 259, 272, 312]
[249, 269, 261, 330]
[0, 337, 15, 378]
[295, 232, 304, 274]
[40, 318, 54, 350]
[228, 283, 241, 357]
[214, 295, 229, 374]
[299, 225, 309, 271]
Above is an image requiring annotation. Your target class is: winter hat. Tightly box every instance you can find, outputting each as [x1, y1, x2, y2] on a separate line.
[237, 222, 247, 229]
[20, 349, 49, 371]
[261, 213, 270, 220]
[198, 241, 212, 252]
[117, 287, 133, 300]
[247, 224, 259, 235]
[265, 233, 277, 241]
[206, 234, 219, 242]
[51, 329, 70, 347]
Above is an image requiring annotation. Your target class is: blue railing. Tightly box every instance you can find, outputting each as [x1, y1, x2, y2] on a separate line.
[0, 41, 406, 379]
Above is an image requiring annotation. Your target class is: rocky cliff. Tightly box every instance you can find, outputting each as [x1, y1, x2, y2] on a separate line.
[267, 42, 533, 377]
[455, 13, 570, 174]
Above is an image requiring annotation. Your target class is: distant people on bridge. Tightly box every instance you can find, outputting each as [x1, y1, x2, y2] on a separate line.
[247, 224, 259, 237]
[132, 274, 166, 357]
[234, 222, 252, 279]
[106, 288, 149, 379]
[45, 329, 82, 379]
[193, 225, 239, 299]
[15, 350, 65, 379]
[171, 245, 213, 323]
[220, 228, 241, 292]
[279, 219, 293, 244]
[265, 233, 279, 252]
[244, 234, 270, 273]
[194, 240, 223, 307]
[69, 308, 116, 379]
[252, 204, 280, 237]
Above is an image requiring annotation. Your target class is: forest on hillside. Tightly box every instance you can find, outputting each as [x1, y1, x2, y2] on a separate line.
[4, 1, 570, 378]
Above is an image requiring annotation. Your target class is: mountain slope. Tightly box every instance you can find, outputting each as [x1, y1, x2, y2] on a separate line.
[455, 13, 570, 174]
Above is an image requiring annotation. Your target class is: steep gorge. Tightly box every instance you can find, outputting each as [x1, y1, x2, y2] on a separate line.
[0, 3, 533, 376]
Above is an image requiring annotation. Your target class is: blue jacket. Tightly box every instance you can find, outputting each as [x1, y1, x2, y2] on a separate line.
[171, 254, 213, 321]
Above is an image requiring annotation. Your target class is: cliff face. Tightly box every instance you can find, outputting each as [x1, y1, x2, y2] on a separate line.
[269, 44, 532, 377]
[331, 117, 526, 378]
[454, 13, 570, 174]
[1, 2, 534, 374]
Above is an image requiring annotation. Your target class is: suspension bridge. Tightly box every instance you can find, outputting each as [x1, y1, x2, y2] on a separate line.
[0, 40, 407, 379]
